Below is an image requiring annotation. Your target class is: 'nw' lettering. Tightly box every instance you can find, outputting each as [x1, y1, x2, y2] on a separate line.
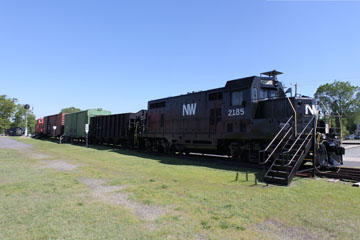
[305, 104, 317, 115]
[183, 103, 197, 116]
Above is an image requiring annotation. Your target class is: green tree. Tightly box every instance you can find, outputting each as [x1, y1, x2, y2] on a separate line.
[27, 113, 36, 134]
[61, 107, 81, 114]
[314, 80, 360, 134]
[11, 105, 36, 134]
[0, 95, 18, 134]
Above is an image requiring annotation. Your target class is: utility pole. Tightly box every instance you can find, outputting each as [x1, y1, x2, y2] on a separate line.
[24, 104, 30, 136]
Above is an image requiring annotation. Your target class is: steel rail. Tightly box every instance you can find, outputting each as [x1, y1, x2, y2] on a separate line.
[316, 167, 360, 181]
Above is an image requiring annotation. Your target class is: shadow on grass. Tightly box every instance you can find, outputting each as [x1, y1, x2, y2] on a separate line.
[33, 138, 264, 180]
[108, 146, 265, 182]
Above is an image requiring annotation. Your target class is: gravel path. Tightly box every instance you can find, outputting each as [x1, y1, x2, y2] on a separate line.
[79, 178, 167, 221]
[255, 219, 319, 240]
[0, 136, 52, 159]
[36, 160, 79, 171]
[0, 136, 32, 149]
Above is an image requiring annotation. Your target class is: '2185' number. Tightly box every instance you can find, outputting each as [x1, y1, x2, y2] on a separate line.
[228, 108, 245, 116]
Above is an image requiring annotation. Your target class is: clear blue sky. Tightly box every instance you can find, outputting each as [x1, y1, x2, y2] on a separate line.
[1, 0, 360, 118]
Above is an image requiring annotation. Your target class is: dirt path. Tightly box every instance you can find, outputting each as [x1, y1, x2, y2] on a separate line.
[35, 160, 79, 171]
[79, 178, 168, 221]
[0, 136, 52, 159]
[0, 136, 32, 149]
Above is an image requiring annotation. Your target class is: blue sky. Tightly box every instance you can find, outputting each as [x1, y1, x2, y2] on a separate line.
[1, 0, 360, 118]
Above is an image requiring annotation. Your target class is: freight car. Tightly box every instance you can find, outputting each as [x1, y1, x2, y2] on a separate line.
[89, 110, 146, 145]
[35, 118, 43, 135]
[64, 109, 111, 141]
[43, 113, 66, 137]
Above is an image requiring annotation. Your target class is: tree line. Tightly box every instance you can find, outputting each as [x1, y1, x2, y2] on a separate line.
[1, 80, 359, 136]
[315, 81, 360, 136]
[0, 94, 81, 135]
[0, 95, 36, 134]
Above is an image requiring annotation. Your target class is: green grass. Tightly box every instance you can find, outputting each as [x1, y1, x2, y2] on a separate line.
[0, 137, 359, 240]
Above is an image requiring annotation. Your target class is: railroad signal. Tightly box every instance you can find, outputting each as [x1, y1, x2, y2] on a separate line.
[24, 104, 30, 136]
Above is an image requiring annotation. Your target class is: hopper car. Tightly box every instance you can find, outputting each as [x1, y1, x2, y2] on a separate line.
[89, 110, 146, 145]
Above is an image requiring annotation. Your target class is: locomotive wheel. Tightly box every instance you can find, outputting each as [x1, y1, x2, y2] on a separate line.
[145, 141, 152, 152]
[169, 145, 176, 155]
[157, 145, 164, 153]
[240, 150, 249, 161]
[229, 145, 240, 159]
[315, 143, 328, 168]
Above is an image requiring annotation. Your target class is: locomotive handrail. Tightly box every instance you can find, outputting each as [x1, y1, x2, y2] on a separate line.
[287, 98, 297, 137]
[285, 128, 313, 167]
[263, 115, 293, 152]
[260, 126, 293, 165]
[285, 115, 315, 154]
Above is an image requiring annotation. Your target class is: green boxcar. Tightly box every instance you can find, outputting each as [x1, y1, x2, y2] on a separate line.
[64, 109, 111, 139]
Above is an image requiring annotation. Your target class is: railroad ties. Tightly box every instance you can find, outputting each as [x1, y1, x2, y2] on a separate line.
[316, 167, 360, 182]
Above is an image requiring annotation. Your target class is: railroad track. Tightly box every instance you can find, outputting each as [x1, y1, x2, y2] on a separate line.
[316, 167, 360, 182]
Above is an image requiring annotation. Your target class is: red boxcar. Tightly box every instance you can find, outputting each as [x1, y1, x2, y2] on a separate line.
[35, 118, 44, 134]
[43, 113, 66, 137]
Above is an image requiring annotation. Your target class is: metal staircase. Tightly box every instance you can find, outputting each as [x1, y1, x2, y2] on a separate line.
[260, 115, 315, 185]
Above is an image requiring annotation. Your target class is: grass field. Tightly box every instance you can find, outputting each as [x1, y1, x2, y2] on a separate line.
[0, 137, 359, 240]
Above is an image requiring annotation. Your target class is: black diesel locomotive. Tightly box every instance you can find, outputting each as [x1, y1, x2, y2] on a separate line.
[144, 71, 322, 158]
[141, 70, 344, 185]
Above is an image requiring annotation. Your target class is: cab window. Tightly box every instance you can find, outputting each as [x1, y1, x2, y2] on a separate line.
[231, 91, 243, 106]
[260, 89, 277, 99]
[252, 87, 258, 102]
